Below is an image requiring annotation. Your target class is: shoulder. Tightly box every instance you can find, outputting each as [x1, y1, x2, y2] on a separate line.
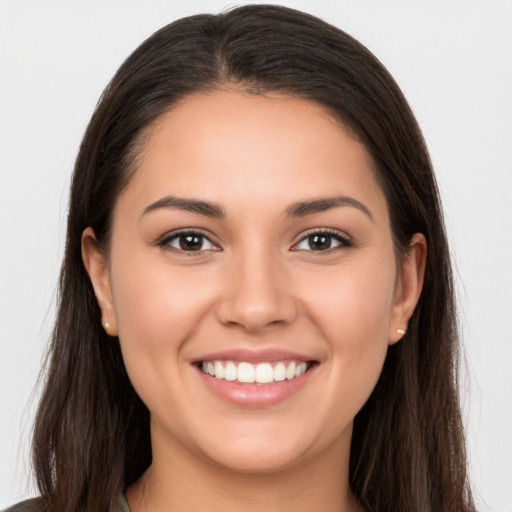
[117, 494, 131, 512]
[3, 495, 129, 512]
[2, 498, 46, 512]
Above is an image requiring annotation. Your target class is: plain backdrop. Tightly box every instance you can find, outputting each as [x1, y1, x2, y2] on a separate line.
[1, 0, 511, 510]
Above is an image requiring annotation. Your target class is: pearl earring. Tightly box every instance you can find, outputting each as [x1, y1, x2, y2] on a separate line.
[102, 319, 110, 332]
[396, 328, 405, 335]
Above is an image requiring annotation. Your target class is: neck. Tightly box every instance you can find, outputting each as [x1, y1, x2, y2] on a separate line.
[127, 425, 359, 512]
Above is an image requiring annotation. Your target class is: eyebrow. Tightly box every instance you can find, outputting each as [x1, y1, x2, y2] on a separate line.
[140, 194, 372, 221]
[141, 196, 226, 219]
[285, 195, 373, 221]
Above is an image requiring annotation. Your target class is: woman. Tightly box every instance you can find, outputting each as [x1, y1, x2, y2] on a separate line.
[6, 5, 475, 512]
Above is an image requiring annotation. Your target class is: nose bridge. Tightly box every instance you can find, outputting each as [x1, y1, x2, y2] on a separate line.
[216, 241, 297, 332]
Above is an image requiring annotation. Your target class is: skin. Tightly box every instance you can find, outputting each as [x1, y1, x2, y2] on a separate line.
[82, 90, 426, 511]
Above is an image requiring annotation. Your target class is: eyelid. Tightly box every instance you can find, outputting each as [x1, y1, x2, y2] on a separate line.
[291, 227, 353, 252]
[156, 227, 352, 253]
[157, 228, 221, 252]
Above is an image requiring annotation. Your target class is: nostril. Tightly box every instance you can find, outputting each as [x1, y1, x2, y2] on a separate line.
[215, 293, 299, 333]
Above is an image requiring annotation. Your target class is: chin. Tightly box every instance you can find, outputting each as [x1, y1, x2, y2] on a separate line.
[203, 442, 310, 475]
[188, 418, 350, 476]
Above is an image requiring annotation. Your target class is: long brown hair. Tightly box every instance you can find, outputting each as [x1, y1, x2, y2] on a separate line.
[32, 5, 475, 511]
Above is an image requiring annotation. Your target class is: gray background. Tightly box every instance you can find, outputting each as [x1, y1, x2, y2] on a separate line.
[1, 0, 511, 510]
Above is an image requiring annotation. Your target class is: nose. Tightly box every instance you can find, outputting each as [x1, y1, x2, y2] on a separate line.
[215, 248, 298, 333]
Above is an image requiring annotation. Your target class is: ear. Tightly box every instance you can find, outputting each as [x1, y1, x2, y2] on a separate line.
[388, 233, 427, 344]
[81, 227, 118, 336]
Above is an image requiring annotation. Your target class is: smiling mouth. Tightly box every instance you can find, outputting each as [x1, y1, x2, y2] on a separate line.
[199, 360, 316, 384]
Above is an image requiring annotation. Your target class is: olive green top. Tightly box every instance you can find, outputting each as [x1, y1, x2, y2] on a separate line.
[117, 494, 131, 512]
[3, 494, 130, 512]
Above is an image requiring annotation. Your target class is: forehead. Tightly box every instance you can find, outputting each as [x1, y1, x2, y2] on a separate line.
[117, 90, 388, 222]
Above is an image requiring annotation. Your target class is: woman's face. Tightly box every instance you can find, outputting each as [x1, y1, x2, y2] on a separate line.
[84, 90, 424, 474]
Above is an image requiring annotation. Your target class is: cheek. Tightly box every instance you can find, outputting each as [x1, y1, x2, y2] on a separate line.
[111, 251, 214, 339]
[108, 252, 216, 388]
[303, 255, 396, 405]
[306, 255, 396, 341]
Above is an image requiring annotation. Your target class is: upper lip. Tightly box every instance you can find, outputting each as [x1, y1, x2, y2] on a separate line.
[192, 348, 317, 365]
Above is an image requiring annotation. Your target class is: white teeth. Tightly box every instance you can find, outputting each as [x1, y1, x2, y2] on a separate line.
[255, 363, 274, 383]
[295, 362, 307, 377]
[214, 361, 224, 379]
[224, 361, 237, 381]
[273, 362, 286, 381]
[201, 360, 309, 384]
[237, 362, 255, 383]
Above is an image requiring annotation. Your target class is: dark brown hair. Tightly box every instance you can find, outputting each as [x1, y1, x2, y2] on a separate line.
[31, 5, 475, 511]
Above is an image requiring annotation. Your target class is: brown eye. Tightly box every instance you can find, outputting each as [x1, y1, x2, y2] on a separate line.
[179, 234, 204, 251]
[163, 231, 217, 252]
[294, 230, 351, 252]
[308, 234, 333, 251]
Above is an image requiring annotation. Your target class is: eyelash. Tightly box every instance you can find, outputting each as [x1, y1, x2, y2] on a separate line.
[158, 229, 220, 254]
[158, 228, 352, 254]
[291, 228, 352, 253]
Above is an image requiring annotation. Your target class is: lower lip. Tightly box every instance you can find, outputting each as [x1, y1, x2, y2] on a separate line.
[195, 365, 315, 408]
